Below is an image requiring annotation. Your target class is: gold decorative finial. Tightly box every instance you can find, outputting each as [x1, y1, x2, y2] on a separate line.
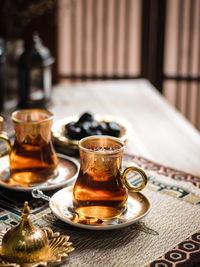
[22, 201, 30, 219]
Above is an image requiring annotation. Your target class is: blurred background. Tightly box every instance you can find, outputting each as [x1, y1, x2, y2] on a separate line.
[0, 0, 200, 130]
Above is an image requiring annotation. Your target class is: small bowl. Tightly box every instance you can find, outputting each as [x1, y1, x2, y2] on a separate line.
[0, 228, 74, 266]
[52, 114, 133, 156]
[0, 201, 74, 267]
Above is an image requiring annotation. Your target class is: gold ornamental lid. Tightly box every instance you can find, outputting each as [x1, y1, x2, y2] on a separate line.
[0, 201, 50, 263]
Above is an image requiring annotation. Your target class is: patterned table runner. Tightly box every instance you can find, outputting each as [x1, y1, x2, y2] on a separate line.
[124, 154, 200, 267]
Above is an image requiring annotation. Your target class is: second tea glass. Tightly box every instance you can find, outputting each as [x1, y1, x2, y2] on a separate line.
[0, 109, 58, 185]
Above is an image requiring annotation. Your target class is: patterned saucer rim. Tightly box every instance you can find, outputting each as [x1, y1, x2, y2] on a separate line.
[49, 186, 151, 230]
[0, 153, 79, 192]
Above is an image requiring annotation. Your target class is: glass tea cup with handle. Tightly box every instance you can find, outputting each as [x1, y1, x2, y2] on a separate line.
[0, 109, 58, 185]
[73, 135, 147, 221]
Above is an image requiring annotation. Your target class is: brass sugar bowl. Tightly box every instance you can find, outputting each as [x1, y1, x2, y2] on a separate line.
[0, 202, 74, 266]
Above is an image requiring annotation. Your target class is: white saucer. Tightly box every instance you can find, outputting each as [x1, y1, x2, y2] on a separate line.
[50, 186, 151, 230]
[0, 154, 79, 192]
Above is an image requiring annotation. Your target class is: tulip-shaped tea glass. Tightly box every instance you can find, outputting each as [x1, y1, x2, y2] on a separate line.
[0, 109, 58, 185]
[73, 135, 147, 220]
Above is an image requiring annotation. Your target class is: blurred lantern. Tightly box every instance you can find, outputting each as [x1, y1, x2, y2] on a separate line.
[18, 33, 54, 108]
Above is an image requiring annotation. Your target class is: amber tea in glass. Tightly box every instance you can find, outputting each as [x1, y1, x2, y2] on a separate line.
[0, 109, 58, 185]
[73, 135, 147, 220]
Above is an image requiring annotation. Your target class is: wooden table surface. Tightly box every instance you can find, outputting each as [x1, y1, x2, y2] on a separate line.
[50, 79, 200, 177]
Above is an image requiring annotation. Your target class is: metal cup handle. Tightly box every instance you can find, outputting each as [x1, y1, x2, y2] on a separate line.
[0, 116, 12, 158]
[121, 166, 147, 192]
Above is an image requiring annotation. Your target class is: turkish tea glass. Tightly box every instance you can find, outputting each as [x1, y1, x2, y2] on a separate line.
[73, 135, 147, 220]
[0, 109, 58, 185]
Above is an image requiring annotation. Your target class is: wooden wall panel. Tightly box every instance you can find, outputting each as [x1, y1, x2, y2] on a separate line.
[57, 0, 141, 79]
[163, 0, 200, 130]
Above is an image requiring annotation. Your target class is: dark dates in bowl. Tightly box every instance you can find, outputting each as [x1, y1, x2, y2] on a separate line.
[65, 112, 122, 140]
[52, 112, 133, 156]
